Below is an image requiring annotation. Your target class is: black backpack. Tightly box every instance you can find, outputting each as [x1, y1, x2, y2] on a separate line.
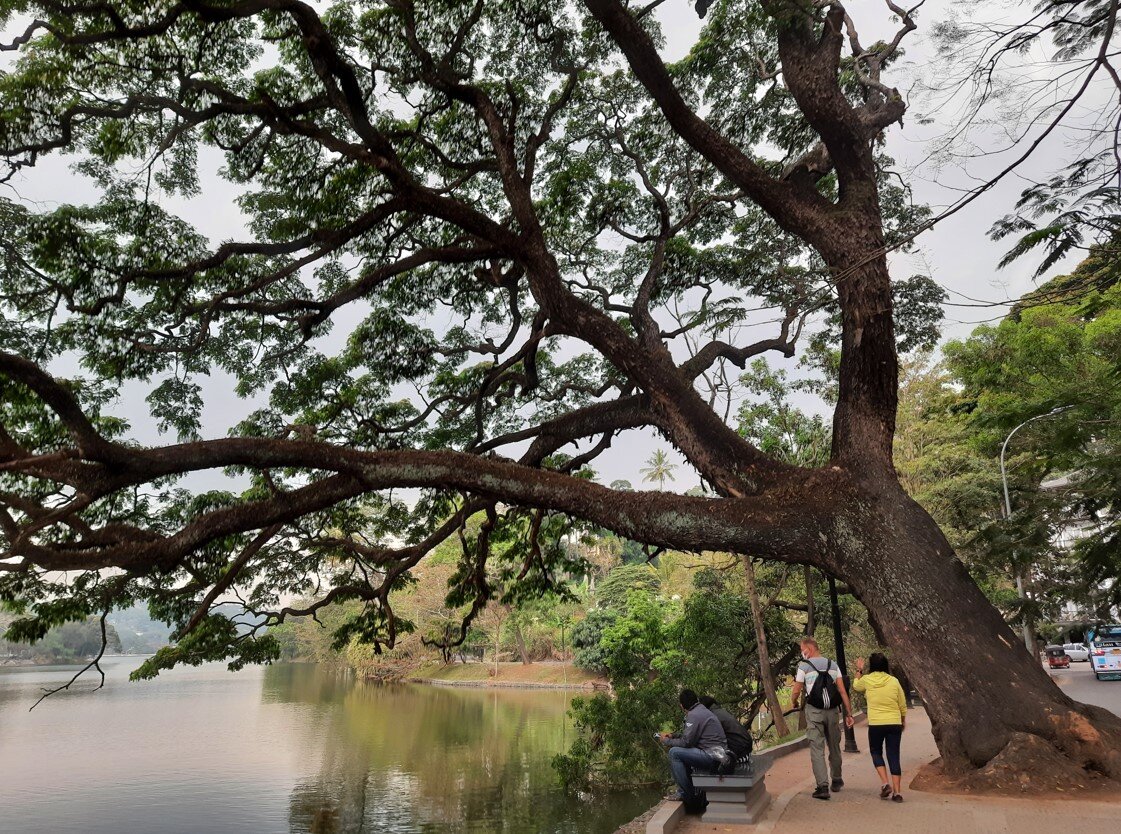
[803, 657, 841, 709]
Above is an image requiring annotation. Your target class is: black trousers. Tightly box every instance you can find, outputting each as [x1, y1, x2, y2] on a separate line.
[867, 724, 903, 776]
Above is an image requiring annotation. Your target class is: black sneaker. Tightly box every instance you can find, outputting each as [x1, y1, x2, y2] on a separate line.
[831, 778, 844, 791]
[812, 785, 831, 800]
[892, 793, 903, 803]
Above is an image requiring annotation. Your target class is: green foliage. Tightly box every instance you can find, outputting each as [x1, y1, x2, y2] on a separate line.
[555, 582, 797, 791]
[130, 614, 279, 680]
[942, 246, 1121, 616]
[595, 563, 661, 610]
[0, 611, 122, 662]
[270, 602, 358, 663]
[0, 0, 937, 685]
[571, 607, 619, 674]
[884, 243, 1121, 626]
[895, 361, 1003, 551]
[737, 359, 830, 466]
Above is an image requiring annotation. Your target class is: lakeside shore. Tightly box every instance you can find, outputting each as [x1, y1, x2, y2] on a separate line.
[404, 660, 608, 691]
[0, 653, 146, 667]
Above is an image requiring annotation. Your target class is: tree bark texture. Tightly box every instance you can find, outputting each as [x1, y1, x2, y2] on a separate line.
[512, 620, 531, 666]
[803, 566, 817, 636]
[831, 475, 1121, 788]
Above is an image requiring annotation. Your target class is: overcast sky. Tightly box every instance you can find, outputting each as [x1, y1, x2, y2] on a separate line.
[1, 0, 1099, 493]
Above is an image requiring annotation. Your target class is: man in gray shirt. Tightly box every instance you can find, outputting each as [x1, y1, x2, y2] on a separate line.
[657, 689, 729, 806]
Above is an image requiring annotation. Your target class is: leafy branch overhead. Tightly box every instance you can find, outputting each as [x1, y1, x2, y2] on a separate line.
[927, 0, 1121, 275]
[5, 1, 1121, 792]
[0, 0, 935, 670]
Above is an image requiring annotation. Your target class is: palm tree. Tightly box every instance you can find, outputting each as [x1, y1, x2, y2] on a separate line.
[640, 449, 678, 491]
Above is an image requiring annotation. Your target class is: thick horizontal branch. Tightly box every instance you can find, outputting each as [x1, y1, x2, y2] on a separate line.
[3, 432, 838, 573]
[6, 473, 366, 572]
[474, 394, 649, 458]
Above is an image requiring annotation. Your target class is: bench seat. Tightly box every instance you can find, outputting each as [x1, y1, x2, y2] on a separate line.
[691, 754, 773, 825]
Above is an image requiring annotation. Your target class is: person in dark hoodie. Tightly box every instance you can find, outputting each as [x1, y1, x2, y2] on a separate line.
[699, 696, 752, 765]
[657, 688, 729, 809]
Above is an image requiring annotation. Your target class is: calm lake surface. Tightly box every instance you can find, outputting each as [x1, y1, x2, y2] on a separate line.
[0, 658, 656, 833]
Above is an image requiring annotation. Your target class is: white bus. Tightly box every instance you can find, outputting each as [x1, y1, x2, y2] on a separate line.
[1087, 624, 1121, 681]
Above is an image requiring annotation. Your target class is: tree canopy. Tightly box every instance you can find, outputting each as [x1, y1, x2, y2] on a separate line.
[945, 244, 1121, 617]
[0, 0, 934, 674]
[3, 0, 1121, 786]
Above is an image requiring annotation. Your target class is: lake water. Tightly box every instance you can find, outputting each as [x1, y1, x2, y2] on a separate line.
[0, 658, 656, 833]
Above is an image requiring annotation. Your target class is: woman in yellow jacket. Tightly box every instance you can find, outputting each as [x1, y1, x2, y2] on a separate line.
[852, 653, 907, 802]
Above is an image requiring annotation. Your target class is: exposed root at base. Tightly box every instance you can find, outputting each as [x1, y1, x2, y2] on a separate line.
[912, 733, 1121, 799]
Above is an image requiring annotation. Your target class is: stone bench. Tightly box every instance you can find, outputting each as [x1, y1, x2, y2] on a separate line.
[691, 754, 774, 825]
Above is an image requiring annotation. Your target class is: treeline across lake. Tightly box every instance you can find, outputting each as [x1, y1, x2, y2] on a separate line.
[0, 611, 122, 664]
[1, 602, 172, 664]
[270, 522, 879, 790]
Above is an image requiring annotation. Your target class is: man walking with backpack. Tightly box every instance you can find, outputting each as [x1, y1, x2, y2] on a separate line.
[790, 636, 855, 800]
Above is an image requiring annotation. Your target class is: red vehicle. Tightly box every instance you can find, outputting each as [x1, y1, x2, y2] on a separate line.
[1045, 646, 1071, 670]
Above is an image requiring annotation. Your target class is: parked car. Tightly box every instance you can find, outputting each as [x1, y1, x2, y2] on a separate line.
[1063, 643, 1090, 662]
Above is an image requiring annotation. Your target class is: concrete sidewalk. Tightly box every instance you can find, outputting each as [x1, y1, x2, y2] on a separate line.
[670, 707, 1120, 834]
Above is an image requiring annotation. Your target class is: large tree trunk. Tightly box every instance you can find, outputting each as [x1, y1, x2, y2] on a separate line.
[741, 555, 790, 739]
[578, 0, 1121, 793]
[804, 219, 1121, 787]
[833, 475, 1121, 790]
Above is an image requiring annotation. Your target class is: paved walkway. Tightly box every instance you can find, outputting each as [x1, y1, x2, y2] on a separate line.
[673, 707, 1121, 834]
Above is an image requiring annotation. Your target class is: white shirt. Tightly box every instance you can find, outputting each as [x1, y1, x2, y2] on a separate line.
[795, 656, 841, 704]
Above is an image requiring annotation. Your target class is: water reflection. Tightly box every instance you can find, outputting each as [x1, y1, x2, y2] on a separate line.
[0, 659, 655, 834]
[269, 667, 643, 833]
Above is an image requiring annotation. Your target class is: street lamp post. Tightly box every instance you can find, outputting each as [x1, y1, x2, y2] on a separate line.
[828, 575, 859, 753]
[999, 406, 1073, 654]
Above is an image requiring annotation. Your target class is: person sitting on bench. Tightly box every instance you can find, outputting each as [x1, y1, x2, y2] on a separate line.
[699, 696, 752, 769]
[657, 688, 730, 810]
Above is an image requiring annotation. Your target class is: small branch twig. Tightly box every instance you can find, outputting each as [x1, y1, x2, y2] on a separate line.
[30, 611, 110, 711]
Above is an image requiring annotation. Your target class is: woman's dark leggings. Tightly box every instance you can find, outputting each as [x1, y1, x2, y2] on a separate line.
[867, 724, 903, 776]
